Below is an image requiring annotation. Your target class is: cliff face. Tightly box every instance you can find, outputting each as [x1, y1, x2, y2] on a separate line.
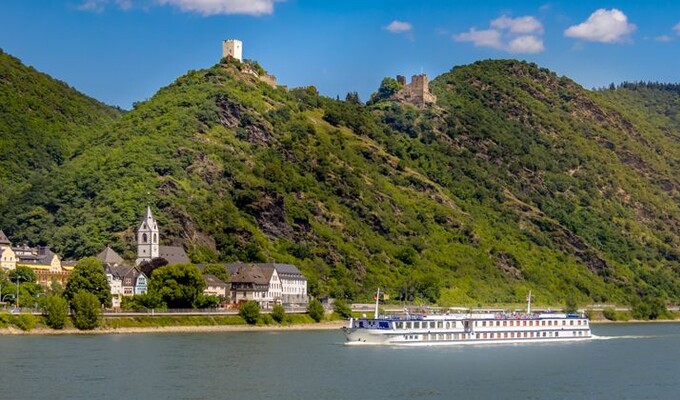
[2, 55, 680, 306]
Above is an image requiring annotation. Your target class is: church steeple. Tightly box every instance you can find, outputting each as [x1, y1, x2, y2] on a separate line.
[136, 206, 159, 266]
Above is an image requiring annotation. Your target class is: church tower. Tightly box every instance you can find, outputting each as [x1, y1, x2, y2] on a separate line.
[136, 206, 159, 266]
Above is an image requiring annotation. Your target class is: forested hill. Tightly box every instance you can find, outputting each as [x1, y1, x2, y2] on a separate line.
[0, 49, 121, 212]
[2, 53, 680, 307]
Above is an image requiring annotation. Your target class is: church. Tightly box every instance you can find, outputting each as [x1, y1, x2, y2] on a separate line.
[134, 206, 190, 266]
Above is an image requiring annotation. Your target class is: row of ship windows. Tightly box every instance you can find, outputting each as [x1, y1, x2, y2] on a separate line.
[394, 321, 458, 330]
[403, 330, 588, 341]
[476, 319, 586, 327]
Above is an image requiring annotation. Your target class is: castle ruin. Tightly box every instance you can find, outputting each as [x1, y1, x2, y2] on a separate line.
[395, 74, 436, 106]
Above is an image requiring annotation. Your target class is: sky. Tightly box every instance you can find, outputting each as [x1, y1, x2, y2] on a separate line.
[1, 0, 679, 109]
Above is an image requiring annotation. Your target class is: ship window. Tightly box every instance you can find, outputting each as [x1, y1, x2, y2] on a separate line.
[496, 321, 501, 327]
[541, 321, 545, 326]
[476, 333, 480, 339]
[556, 332, 559, 337]
[490, 333, 494, 338]
[447, 334, 452, 340]
[483, 333, 487, 339]
[523, 321, 527, 326]
[570, 320, 574, 326]
[430, 322, 436, 329]
[504, 332, 508, 338]
[562, 321, 566, 325]
[503, 321, 507, 326]
[438, 322, 443, 329]
[482, 321, 486, 327]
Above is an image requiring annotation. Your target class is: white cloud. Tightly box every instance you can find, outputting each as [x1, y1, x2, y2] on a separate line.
[507, 35, 545, 53]
[156, 0, 280, 16]
[454, 14, 544, 54]
[491, 15, 543, 34]
[655, 35, 673, 42]
[77, 0, 109, 12]
[564, 9, 636, 43]
[454, 28, 503, 49]
[385, 20, 413, 34]
[674, 22, 680, 35]
[77, 0, 282, 16]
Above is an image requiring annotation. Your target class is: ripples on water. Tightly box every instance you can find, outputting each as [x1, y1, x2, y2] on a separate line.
[0, 323, 678, 400]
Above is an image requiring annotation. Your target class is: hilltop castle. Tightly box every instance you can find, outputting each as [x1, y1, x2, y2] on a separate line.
[395, 74, 437, 106]
[222, 39, 243, 62]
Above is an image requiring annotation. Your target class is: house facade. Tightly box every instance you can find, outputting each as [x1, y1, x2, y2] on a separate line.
[99, 246, 147, 308]
[0, 232, 70, 288]
[228, 263, 308, 306]
[203, 274, 228, 298]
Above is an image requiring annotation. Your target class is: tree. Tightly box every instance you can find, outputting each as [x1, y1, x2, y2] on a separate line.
[203, 264, 229, 282]
[43, 294, 69, 329]
[240, 300, 260, 325]
[308, 299, 325, 322]
[345, 91, 361, 104]
[147, 263, 205, 308]
[9, 266, 36, 283]
[194, 294, 220, 309]
[138, 257, 169, 278]
[369, 77, 402, 103]
[71, 290, 101, 330]
[64, 257, 111, 307]
[271, 304, 286, 323]
[333, 299, 353, 319]
[564, 294, 578, 314]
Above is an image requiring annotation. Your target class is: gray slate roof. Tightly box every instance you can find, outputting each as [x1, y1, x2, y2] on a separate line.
[159, 245, 190, 264]
[227, 263, 306, 280]
[97, 246, 125, 265]
[0, 230, 10, 246]
[203, 274, 228, 287]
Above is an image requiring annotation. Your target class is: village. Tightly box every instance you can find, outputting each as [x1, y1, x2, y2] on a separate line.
[0, 206, 309, 310]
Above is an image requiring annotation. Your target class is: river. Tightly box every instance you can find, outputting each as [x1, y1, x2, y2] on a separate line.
[0, 323, 678, 399]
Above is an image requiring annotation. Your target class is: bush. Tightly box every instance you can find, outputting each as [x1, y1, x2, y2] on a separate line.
[71, 290, 101, 330]
[333, 299, 353, 319]
[308, 299, 325, 322]
[602, 308, 616, 321]
[239, 301, 260, 325]
[259, 314, 274, 326]
[43, 294, 69, 329]
[15, 313, 38, 331]
[271, 304, 286, 323]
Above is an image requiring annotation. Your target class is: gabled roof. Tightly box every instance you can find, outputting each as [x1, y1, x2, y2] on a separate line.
[229, 264, 270, 285]
[159, 245, 190, 264]
[203, 274, 228, 287]
[107, 265, 145, 282]
[0, 230, 11, 246]
[227, 263, 305, 280]
[97, 246, 124, 265]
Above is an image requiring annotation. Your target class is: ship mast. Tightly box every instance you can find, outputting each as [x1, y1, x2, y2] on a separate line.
[527, 290, 532, 314]
[374, 288, 380, 319]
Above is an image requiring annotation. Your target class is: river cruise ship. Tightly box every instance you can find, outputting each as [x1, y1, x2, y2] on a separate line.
[343, 291, 591, 346]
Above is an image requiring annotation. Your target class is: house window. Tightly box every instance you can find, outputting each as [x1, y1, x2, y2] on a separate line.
[142, 233, 148, 243]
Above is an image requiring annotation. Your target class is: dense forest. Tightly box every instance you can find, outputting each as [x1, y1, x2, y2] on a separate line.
[1, 50, 680, 307]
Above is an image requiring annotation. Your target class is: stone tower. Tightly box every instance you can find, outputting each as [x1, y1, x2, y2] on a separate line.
[222, 39, 243, 62]
[136, 206, 159, 266]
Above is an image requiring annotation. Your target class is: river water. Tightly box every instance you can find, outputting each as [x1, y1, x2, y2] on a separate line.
[1, 323, 679, 399]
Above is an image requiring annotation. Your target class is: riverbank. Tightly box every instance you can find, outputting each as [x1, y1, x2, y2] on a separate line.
[0, 319, 346, 336]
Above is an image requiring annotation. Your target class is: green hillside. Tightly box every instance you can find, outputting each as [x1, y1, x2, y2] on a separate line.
[0, 49, 121, 216]
[2, 55, 680, 307]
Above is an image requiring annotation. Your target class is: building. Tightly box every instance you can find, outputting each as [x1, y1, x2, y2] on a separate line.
[203, 274, 228, 298]
[228, 264, 283, 308]
[9, 242, 70, 288]
[99, 246, 148, 308]
[228, 263, 308, 307]
[395, 74, 437, 105]
[0, 230, 16, 270]
[222, 39, 243, 62]
[135, 207, 190, 266]
[136, 206, 159, 265]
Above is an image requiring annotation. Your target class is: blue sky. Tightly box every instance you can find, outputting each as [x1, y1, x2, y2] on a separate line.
[1, 0, 679, 109]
